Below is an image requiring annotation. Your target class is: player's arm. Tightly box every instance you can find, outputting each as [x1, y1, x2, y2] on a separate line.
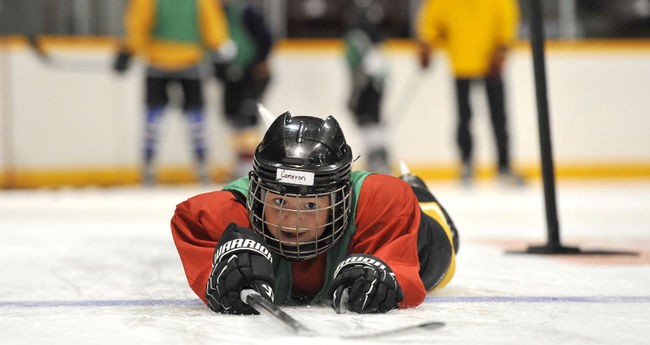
[490, 0, 520, 76]
[123, 0, 154, 56]
[243, 5, 273, 64]
[170, 191, 249, 303]
[415, 0, 443, 69]
[499, 0, 520, 47]
[199, 0, 230, 50]
[113, 0, 153, 73]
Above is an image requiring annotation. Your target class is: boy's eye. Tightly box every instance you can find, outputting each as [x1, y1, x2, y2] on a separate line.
[272, 198, 286, 206]
[304, 202, 317, 210]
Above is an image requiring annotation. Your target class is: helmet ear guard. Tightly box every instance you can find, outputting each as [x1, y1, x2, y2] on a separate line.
[247, 112, 353, 261]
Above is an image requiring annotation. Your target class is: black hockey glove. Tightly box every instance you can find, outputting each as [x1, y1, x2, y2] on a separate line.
[210, 40, 237, 81]
[206, 223, 275, 315]
[328, 254, 404, 314]
[112, 50, 131, 74]
[213, 62, 228, 81]
[213, 63, 244, 82]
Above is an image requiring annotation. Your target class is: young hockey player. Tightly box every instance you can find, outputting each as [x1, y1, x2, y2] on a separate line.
[214, 0, 274, 179]
[343, 0, 391, 173]
[171, 111, 458, 314]
[113, 0, 230, 185]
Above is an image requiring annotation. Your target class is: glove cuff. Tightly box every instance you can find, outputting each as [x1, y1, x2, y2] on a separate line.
[213, 223, 272, 264]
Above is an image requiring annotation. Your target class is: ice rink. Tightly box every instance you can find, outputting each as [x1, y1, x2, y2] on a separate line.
[1, 178, 649, 344]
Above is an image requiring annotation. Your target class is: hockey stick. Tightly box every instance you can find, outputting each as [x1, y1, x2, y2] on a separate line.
[25, 34, 110, 73]
[385, 69, 426, 129]
[240, 289, 445, 338]
[332, 287, 445, 337]
[333, 288, 350, 314]
[240, 289, 315, 335]
[345, 320, 445, 339]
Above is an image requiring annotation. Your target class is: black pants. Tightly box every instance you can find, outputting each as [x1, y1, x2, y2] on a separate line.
[349, 80, 383, 126]
[146, 76, 203, 111]
[223, 71, 270, 129]
[454, 75, 510, 170]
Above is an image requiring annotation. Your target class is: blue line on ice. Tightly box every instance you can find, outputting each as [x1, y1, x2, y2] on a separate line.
[426, 296, 650, 303]
[0, 299, 202, 308]
[2, 296, 650, 308]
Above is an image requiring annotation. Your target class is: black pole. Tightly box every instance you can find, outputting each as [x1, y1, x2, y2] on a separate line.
[509, 0, 636, 256]
[525, 0, 578, 253]
[529, 0, 558, 244]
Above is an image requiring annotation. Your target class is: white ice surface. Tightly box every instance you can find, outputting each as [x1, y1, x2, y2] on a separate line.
[1, 180, 649, 344]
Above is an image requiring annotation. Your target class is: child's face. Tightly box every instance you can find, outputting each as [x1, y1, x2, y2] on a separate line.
[263, 192, 331, 245]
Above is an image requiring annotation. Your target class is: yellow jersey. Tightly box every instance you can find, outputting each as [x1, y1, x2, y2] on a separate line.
[416, 0, 519, 77]
[123, 0, 229, 70]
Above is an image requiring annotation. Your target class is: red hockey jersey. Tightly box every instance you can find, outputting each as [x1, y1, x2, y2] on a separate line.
[171, 173, 443, 308]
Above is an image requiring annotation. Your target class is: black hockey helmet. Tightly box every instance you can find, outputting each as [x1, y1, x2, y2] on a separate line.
[247, 111, 353, 261]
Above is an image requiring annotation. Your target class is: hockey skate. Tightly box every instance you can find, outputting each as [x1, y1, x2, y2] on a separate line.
[460, 161, 473, 186]
[141, 161, 156, 187]
[497, 167, 525, 186]
[366, 147, 391, 175]
[398, 161, 438, 203]
[196, 162, 211, 185]
[398, 161, 459, 253]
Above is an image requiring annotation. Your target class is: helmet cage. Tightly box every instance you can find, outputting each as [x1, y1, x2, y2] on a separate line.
[247, 172, 352, 261]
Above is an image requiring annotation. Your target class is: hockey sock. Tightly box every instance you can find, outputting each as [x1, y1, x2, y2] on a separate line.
[186, 108, 206, 163]
[230, 127, 260, 177]
[359, 123, 391, 173]
[144, 106, 165, 165]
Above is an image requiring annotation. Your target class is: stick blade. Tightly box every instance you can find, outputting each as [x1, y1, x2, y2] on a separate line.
[418, 321, 446, 330]
[343, 320, 445, 339]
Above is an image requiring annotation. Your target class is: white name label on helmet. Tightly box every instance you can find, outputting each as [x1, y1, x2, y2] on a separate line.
[277, 169, 315, 186]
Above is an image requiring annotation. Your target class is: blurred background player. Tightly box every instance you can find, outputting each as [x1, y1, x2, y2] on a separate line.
[416, 0, 524, 186]
[214, 0, 273, 180]
[113, 0, 230, 185]
[343, 0, 391, 174]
